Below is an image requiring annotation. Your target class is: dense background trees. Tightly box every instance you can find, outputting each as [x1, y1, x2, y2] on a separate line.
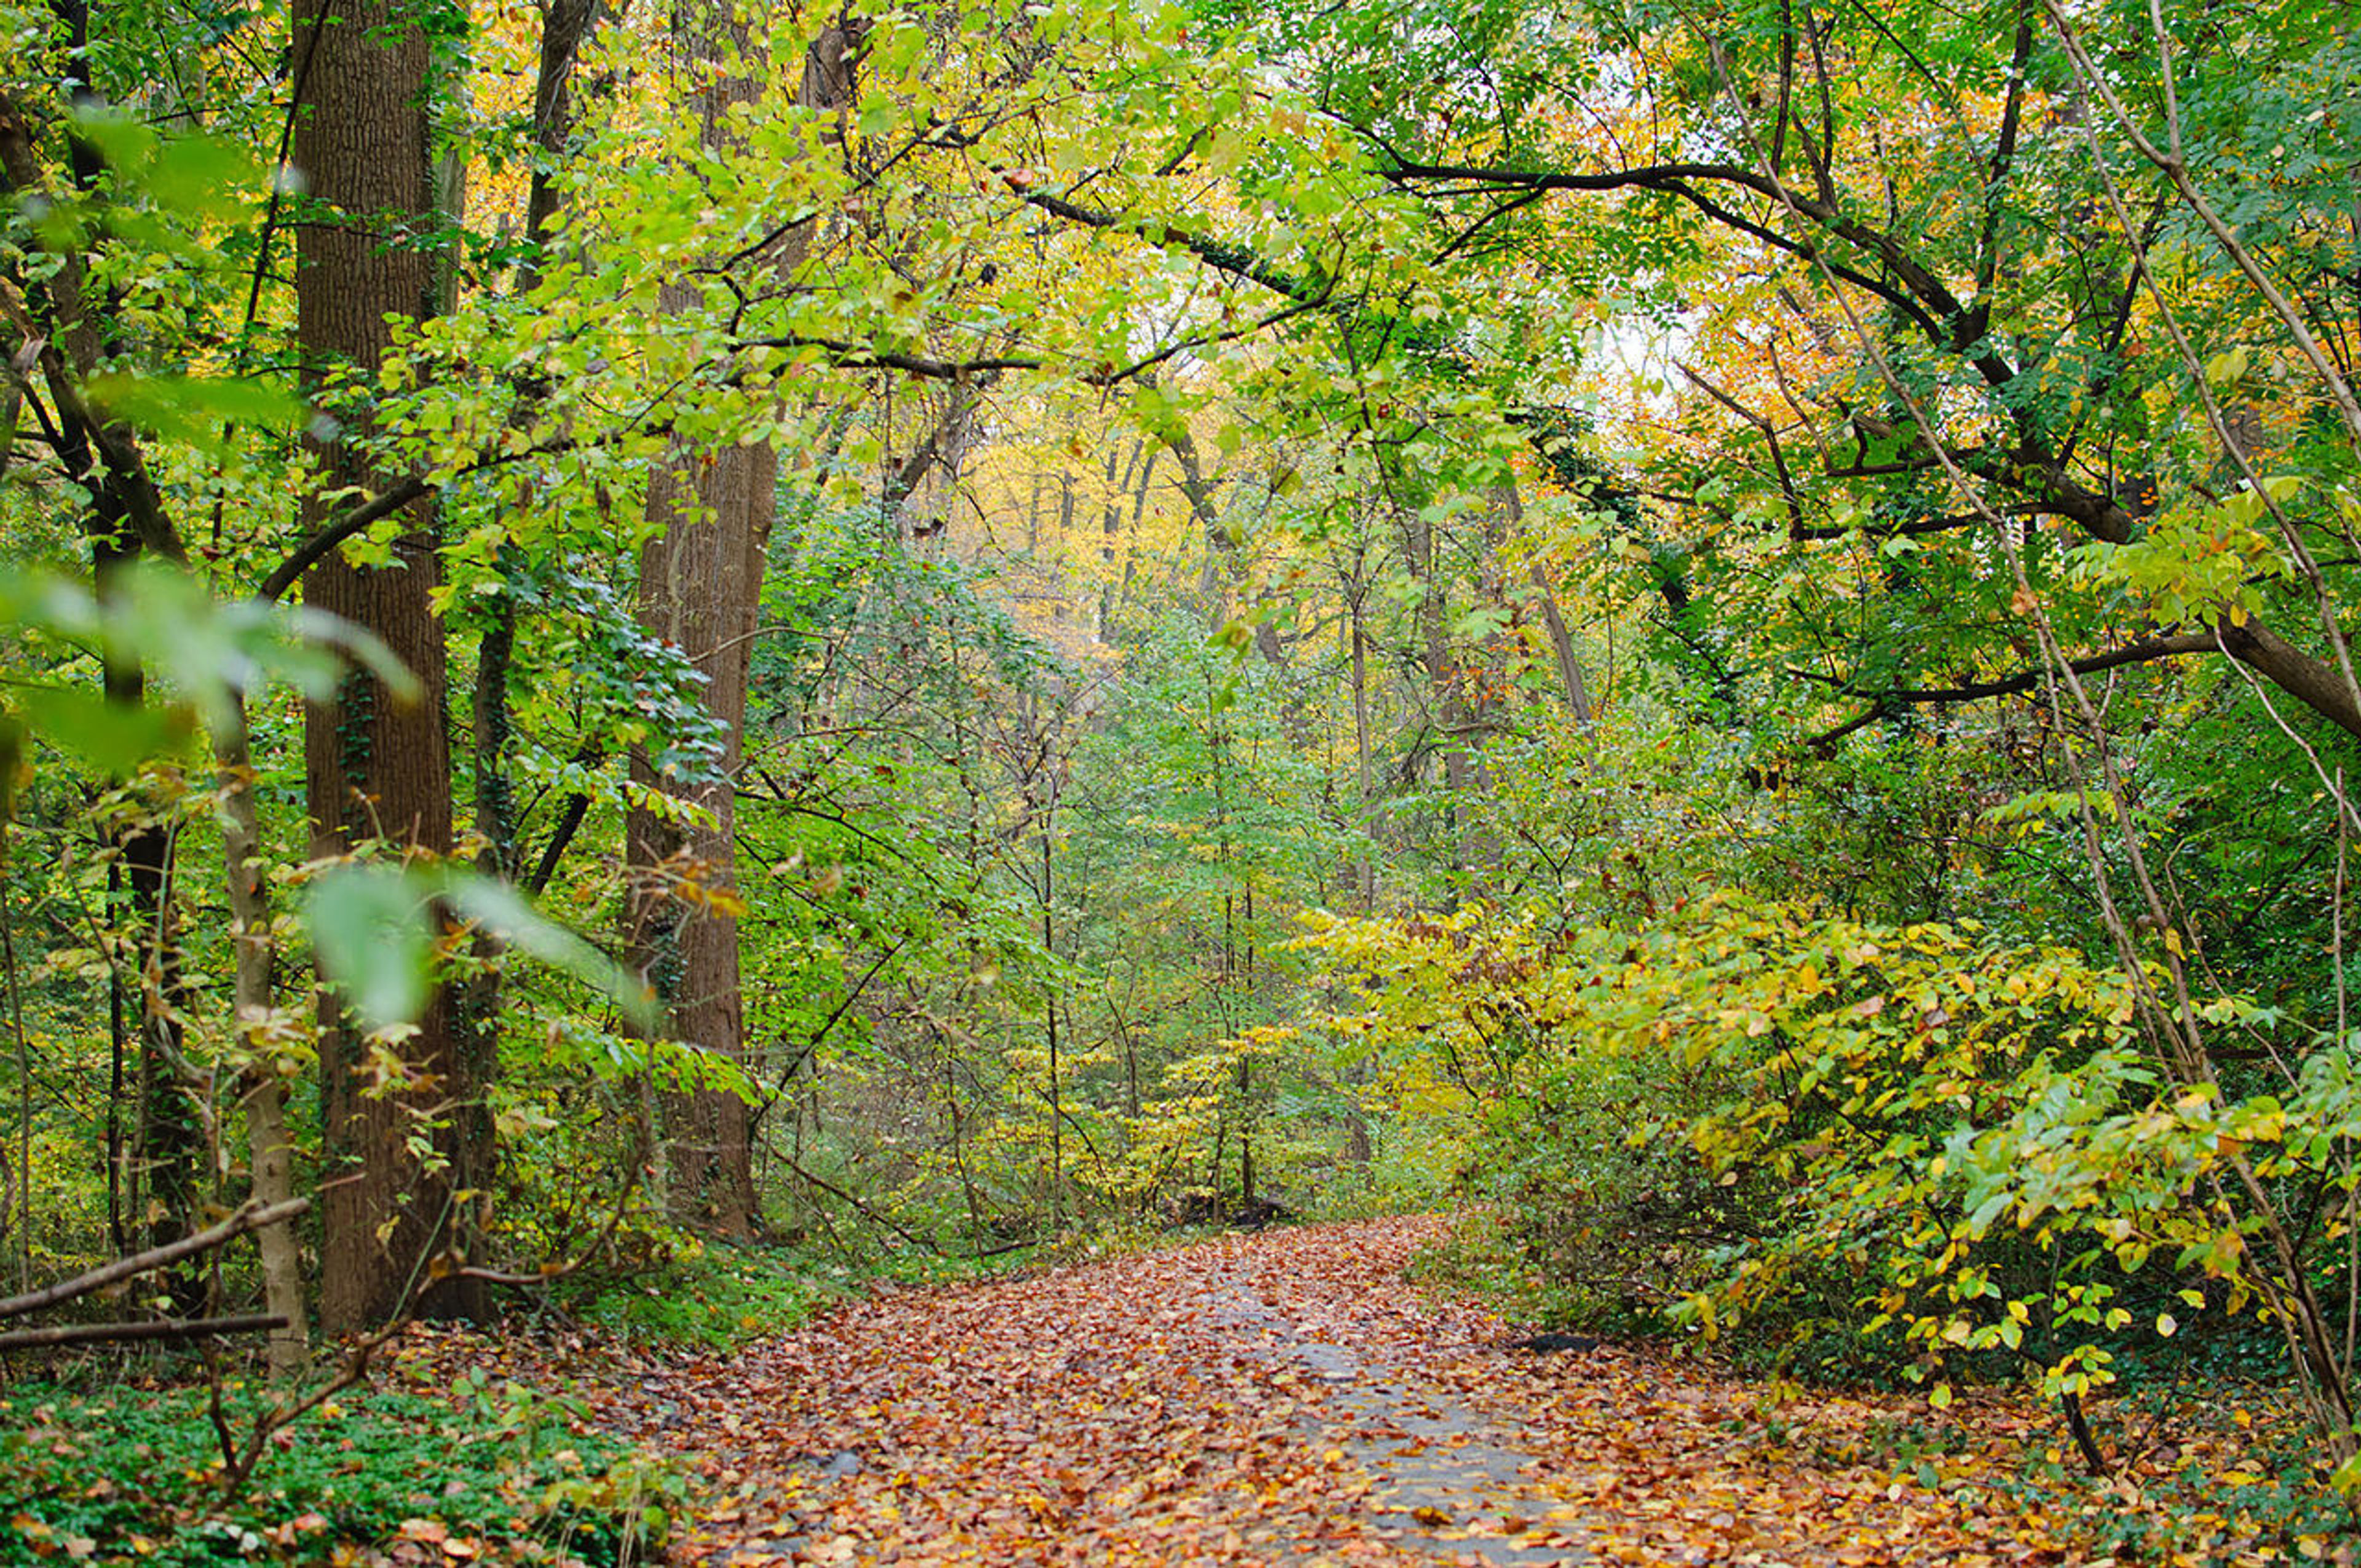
[3, 0, 2359, 1500]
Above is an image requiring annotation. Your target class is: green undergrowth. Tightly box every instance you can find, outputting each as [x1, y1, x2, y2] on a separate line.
[2002, 1386, 2357, 1562]
[0, 1379, 671, 1567]
[568, 1232, 1069, 1352]
[572, 1245, 842, 1350]
[1404, 1210, 1580, 1329]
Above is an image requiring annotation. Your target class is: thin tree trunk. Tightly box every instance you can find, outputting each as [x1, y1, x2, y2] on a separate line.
[1038, 793, 1062, 1227]
[1348, 587, 1376, 906]
[1401, 493, 1468, 822]
[2, 32, 306, 1349]
[886, 381, 978, 545]
[887, 382, 977, 547]
[1530, 563, 1595, 726]
[42, 2, 207, 1308]
[1165, 419, 1287, 666]
[1458, 485, 1521, 876]
[1097, 438, 1141, 640]
[518, 0, 596, 296]
[94, 546, 204, 1313]
[446, 0, 601, 1285]
[217, 706, 307, 1374]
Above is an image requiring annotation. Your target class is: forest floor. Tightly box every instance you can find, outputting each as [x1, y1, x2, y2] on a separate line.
[545, 1214, 2322, 1567]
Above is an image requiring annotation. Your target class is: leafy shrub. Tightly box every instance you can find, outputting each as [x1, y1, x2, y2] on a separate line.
[1301, 895, 2352, 1433]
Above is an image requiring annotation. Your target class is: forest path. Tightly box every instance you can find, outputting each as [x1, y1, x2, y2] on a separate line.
[639, 1217, 2088, 1567]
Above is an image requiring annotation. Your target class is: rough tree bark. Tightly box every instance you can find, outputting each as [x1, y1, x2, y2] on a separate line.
[292, 0, 477, 1330]
[630, 436, 772, 1235]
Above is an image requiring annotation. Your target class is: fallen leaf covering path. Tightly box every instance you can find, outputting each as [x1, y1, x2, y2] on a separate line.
[617, 1218, 2178, 1566]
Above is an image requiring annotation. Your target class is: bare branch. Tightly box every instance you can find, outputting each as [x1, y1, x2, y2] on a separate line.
[0, 1196, 309, 1321]
[0, 1313, 286, 1352]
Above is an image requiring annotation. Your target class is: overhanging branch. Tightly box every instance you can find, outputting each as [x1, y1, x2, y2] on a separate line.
[1021, 191, 1329, 307]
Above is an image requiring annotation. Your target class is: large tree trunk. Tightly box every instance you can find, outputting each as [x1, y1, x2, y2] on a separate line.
[292, 0, 476, 1331]
[630, 438, 772, 1237]
[627, 12, 858, 1237]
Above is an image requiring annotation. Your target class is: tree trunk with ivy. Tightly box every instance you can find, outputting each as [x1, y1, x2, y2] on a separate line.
[294, 0, 480, 1331]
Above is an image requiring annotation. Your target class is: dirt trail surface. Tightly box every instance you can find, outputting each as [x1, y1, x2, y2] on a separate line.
[619, 1217, 2119, 1567]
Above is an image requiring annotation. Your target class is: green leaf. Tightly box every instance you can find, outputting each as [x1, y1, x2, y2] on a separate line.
[435, 869, 658, 1029]
[17, 687, 194, 774]
[306, 865, 432, 1032]
[82, 373, 307, 453]
[65, 109, 157, 176]
[143, 133, 263, 219]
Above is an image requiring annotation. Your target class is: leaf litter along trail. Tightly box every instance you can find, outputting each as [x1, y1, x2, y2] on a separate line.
[620, 1216, 2159, 1568]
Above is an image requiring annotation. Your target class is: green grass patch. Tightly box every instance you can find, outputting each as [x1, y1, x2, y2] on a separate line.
[0, 1379, 676, 1567]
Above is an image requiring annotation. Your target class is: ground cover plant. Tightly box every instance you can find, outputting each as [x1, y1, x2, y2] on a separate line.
[0, 1373, 663, 1566]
